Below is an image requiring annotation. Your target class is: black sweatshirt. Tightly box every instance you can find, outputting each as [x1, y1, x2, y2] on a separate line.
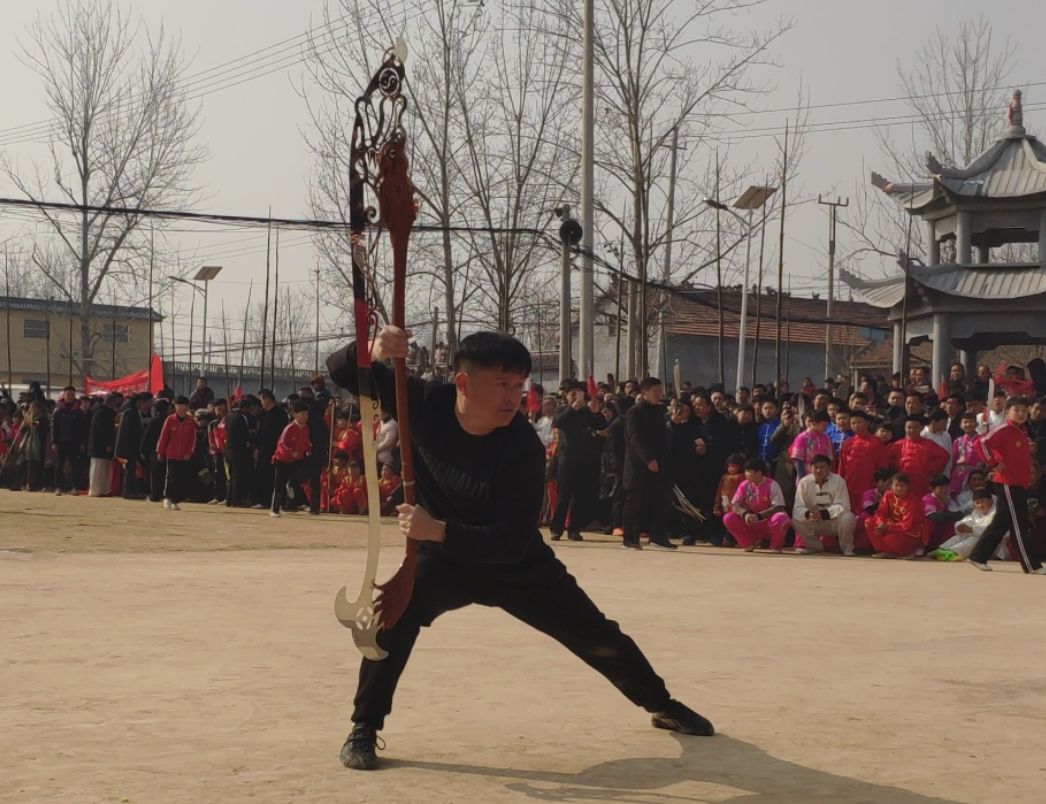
[326, 344, 552, 568]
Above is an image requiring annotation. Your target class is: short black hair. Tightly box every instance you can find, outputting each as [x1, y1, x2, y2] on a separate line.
[893, 473, 910, 485]
[175, 395, 190, 405]
[259, 389, 275, 401]
[946, 392, 966, 404]
[454, 332, 531, 376]
[849, 408, 869, 421]
[928, 409, 948, 422]
[810, 453, 832, 466]
[930, 473, 950, 488]
[809, 410, 830, 424]
[639, 377, 663, 392]
[743, 457, 767, 474]
[874, 467, 894, 482]
[1006, 396, 1029, 409]
[291, 400, 311, 413]
[972, 489, 993, 501]
[904, 414, 926, 425]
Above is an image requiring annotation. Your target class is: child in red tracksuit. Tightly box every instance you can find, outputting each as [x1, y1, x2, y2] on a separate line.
[271, 401, 312, 517]
[156, 395, 197, 510]
[868, 473, 928, 559]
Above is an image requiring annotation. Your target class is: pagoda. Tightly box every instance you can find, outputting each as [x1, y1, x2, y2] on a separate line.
[843, 89, 1046, 386]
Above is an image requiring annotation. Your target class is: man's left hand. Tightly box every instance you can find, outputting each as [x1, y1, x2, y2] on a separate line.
[396, 503, 446, 543]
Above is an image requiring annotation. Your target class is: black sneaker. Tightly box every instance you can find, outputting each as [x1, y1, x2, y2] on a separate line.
[622, 540, 643, 550]
[648, 536, 678, 551]
[567, 532, 583, 541]
[651, 700, 715, 736]
[550, 531, 563, 541]
[340, 723, 382, 770]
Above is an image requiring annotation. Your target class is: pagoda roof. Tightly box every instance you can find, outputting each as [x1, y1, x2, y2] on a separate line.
[841, 263, 1046, 308]
[872, 89, 1046, 211]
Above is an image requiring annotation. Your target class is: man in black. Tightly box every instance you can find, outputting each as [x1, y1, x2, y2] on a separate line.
[189, 377, 215, 411]
[115, 392, 152, 499]
[52, 386, 86, 495]
[223, 397, 254, 507]
[549, 381, 606, 541]
[328, 328, 713, 771]
[253, 390, 287, 508]
[622, 377, 676, 551]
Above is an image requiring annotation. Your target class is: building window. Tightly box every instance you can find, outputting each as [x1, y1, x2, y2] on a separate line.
[23, 319, 50, 339]
[101, 323, 129, 344]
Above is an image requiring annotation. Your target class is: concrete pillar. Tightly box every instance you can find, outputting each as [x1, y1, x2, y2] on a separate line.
[892, 321, 903, 375]
[927, 220, 940, 265]
[976, 245, 990, 264]
[956, 210, 972, 264]
[959, 348, 976, 378]
[931, 312, 951, 389]
[1039, 209, 1046, 265]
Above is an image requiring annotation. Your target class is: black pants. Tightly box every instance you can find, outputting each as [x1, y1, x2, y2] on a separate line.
[970, 483, 1043, 571]
[148, 456, 166, 502]
[255, 450, 275, 506]
[272, 460, 306, 513]
[54, 444, 79, 492]
[551, 464, 589, 536]
[225, 452, 253, 506]
[163, 459, 193, 504]
[352, 552, 671, 730]
[623, 473, 671, 544]
[122, 456, 139, 498]
[306, 453, 324, 513]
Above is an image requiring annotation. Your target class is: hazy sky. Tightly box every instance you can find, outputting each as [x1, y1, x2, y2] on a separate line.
[0, 0, 1044, 361]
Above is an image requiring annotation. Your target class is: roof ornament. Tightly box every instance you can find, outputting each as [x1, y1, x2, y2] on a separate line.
[925, 151, 944, 175]
[1006, 88, 1025, 138]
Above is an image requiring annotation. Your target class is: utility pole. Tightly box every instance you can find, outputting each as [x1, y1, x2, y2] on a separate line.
[774, 122, 789, 391]
[238, 280, 253, 392]
[818, 195, 849, 382]
[578, 0, 595, 382]
[148, 224, 154, 387]
[658, 127, 680, 383]
[431, 305, 439, 364]
[752, 194, 769, 389]
[270, 226, 280, 389]
[220, 299, 230, 397]
[714, 151, 724, 386]
[4, 247, 11, 390]
[45, 295, 52, 397]
[557, 206, 581, 383]
[261, 209, 272, 389]
[314, 267, 321, 374]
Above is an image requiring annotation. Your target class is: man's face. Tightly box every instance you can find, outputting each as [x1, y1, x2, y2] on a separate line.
[977, 365, 990, 380]
[738, 389, 750, 403]
[214, 403, 227, 417]
[691, 397, 709, 418]
[950, 365, 964, 382]
[904, 420, 921, 439]
[711, 392, 725, 410]
[566, 388, 585, 407]
[62, 389, 76, 403]
[968, 473, 987, 491]
[915, 368, 929, 385]
[456, 368, 528, 430]
[851, 415, 868, 435]
[641, 384, 663, 406]
[1032, 402, 1044, 421]
[814, 393, 829, 411]
[737, 408, 753, 425]
[743, 468, 763, 484]
[196, 379, 206, 390]
[905, 395, 922, 414]
[175, 403, 189, 417]
[624, 381, 638, 396]
[79, 399, 91, 413]
[139, 397, 153, 413]
[811, 460, 830, 483]
[1007, 403, 1029, 425]
[761, 402, 778, 421]
[945, 398, 962, 417]
[990, 395, 1005, 413]
[888, 391, 903, 408]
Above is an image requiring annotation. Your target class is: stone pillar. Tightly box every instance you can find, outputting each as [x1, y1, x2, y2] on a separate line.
[931, 312, 951, 389]
[956, 210, 972, 264]
[976, 245, 990, 264]
[959, 348, 976, 378]
[1039, 208, 1046, 264]
[893, 321, 903, 375]
[927, 220, 940, 265]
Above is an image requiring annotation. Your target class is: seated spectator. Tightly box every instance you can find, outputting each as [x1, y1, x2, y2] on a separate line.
[923, 473, 963, 550]
[378, 462, 401, 516]
[955, 469, 989, 514]
[723, 458, 790, 553]
[867, 473, 928, 559]
[929, 490, 1003, 561]
[793, 454, 857, 556]
[855, 467, 894, 552]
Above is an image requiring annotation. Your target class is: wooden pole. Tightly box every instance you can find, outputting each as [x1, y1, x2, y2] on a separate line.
[286, 287, 295, 378]
[775, 122, 789, 390]
[714, 150, 724, 386]
[314, 267, 321, 374]
[4, 248, 11, 391]
[148, 223, 154, 389]
[270, 226, 280, 390]
[260, 210, 272, 389]
[221, 299, 230, 398]
[752, 198, 767, 389]
[238, 280, 252, 392]
[46, 295, 52, 396]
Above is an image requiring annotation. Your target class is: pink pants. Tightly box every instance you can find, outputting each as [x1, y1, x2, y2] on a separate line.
[723, 511, 791, 550]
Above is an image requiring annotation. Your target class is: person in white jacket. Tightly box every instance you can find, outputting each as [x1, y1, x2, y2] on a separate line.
[792, 453, 857, 556]
[932, 489, 1006, 560]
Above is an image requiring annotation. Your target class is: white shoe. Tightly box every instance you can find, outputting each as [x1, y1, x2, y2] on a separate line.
[968, 560, 992, 572]
[842, 548, 855, 557]
[163, 498, 172, 510]
[170, 502, 181, 511]
[270, 510, 281, 518]
[1030, 567, 1046, 575]
[795, 547, 817, 554]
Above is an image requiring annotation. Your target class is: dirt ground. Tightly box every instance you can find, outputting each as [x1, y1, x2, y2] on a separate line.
[2, 493, 1044, 804]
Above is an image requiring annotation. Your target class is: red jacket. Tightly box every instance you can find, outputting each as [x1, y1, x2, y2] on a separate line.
[274, 421, 311, 464]
[157, 414, 197, 461]
[838, 433, 888, 512]
[873, 490, 926, 535]
[977, 420, 1032, 488]
[887, 436, 949, 498]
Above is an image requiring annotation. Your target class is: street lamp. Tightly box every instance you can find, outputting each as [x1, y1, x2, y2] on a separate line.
[704, 185, 775, 396]
[175, 266, 223, 379]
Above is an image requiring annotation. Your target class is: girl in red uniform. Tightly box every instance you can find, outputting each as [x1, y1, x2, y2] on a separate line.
[868, 473, 928, 559]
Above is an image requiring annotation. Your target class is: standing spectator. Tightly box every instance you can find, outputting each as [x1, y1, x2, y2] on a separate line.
[87, 393, 122, 497]
[52, 386, 86, 495]
[757, 399, 781, 468]
[532, 396, 557, 449]
[622, 377, 675, 551]
[116, 392, 152, 499]
[550, 382, 605, 541]
[271, 401, 312, 517]
[950, 413, 983, 496]
[156, 396, 196, 511]
[189, 377, 215, 411]
[311, 374, 332, 406]
[207, 399, 229, 504]
[374, 408, 400, 471]
[789, 410, 833, 480]
[299, 386, 331, 515]
[887, 415, 949, 500]
[921, 409, 954, 475]
[17, 400, 50, 491]
[223, 397, 255, 507]
[793, 454, 857, 555]
[140, 398, 170, 502]
[254, 390, 288, 508]
[837, 409, 888, 514]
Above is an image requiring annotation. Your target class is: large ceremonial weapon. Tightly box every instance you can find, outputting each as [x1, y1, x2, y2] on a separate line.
[334, 42, 417, 658]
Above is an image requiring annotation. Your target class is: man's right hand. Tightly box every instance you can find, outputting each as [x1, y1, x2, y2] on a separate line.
[371, 325, 411, 362]
[647, 460, 659, 473]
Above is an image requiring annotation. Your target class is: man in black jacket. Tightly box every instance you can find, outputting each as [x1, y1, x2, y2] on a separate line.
[223, 397, 254, 507]
[87, 393, 122, 497]
[549, 381, 606, 541]
[329, 327, 713, 772]
[140, 398, 170, 502]
[115, 392, 152, 498]
[254, 389, 287, 508]
[622, 377, 676, 550]
[51, 386, 86, 495]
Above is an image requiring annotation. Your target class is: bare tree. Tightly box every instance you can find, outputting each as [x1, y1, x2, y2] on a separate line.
[843, 16, 1014, 272]
[1, 0, 204, 380]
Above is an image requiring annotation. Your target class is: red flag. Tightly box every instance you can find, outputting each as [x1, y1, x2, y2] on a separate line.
[84, 353, 165, 396]
[526, 387, 541, 415]
[232, 385, 244, 402]
[586, 376, 598, 399]
[937, 375, 948, 400]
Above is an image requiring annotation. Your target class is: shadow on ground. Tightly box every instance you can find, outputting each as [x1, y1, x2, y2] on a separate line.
[389, 733, 963, 803]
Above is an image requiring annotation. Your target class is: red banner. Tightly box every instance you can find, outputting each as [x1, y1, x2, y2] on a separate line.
[84, 354, 165, 396]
